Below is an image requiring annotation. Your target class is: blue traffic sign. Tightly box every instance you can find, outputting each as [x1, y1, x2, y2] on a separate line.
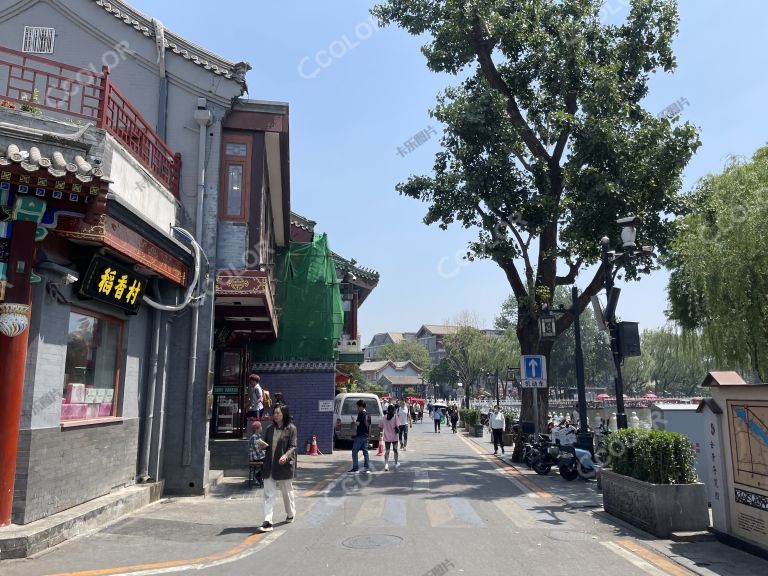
[521, 355, 546, 381]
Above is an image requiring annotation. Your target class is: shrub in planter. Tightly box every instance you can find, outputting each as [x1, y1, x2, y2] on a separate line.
[601, 428, 708, 537]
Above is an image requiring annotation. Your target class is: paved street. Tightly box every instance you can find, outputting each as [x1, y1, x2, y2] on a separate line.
[3, 424, 767, 576]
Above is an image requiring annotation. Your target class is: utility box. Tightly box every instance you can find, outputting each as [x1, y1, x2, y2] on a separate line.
[651, 403, 708, 488]
[617, 321, 641, 357]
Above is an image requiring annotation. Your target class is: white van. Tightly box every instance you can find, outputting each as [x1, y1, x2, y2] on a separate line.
[333, 393, 383, 448]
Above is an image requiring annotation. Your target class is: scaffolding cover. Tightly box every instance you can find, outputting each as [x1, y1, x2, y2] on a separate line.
[250, 234, 343, 361]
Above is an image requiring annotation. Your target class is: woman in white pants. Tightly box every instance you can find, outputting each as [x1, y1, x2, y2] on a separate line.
[257, 405, 297, 532]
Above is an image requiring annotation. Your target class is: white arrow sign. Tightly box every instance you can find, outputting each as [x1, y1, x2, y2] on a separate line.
[521, 355, 547, 385]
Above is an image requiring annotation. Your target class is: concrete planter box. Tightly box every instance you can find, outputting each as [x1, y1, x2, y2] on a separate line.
[472, 424, 484, 437]
[503, 433, 515, 447]
[601, 469, 709, 537]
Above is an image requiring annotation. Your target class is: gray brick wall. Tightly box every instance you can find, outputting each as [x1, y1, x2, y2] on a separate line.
[256, 370, 336, 454]
[13, 271, 149, 524]
[13, 419, 139, 524]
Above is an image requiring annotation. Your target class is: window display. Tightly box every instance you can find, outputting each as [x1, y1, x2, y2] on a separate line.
[61, 309, 122, 422]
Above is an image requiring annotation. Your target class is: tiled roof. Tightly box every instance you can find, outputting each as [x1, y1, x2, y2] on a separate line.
[0, 143, 107, 181]
[378, 375, 423, 386]
[332, 251, 380, 282]
[419, 325, 460, 336]
[359, 361, 392, 372]
[290, 212, 316, 232]
[93, 0, 250, 84]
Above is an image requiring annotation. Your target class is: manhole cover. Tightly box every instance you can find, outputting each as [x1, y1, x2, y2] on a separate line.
[342, 534, 404, 550]
[546, 530, 592, 542]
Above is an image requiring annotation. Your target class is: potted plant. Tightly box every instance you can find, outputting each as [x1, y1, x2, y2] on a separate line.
[466, 409, 483, 437]
[600, 428, 709, 537]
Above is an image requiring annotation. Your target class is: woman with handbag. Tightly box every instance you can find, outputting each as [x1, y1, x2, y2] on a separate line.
[257, 404, 297, 533]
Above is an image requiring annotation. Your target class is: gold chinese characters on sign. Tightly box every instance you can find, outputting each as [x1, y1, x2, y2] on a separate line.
[81, 255, 147, 313]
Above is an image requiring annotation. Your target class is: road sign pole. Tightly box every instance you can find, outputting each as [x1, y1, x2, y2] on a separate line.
[533, 388, 539, 435]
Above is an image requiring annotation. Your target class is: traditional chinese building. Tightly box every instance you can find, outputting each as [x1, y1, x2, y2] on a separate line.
[0, 0, 246, 529]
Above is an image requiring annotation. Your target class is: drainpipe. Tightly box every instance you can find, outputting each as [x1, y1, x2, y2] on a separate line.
[183, 99, 212, 466]
[138, 284, 162, 482]
[153, 19, 168, 140]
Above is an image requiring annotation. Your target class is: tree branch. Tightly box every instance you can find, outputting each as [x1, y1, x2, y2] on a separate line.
[469, 24, 551, 163]
[556, 258, 583, 285]
[552, 90, 577, 164]
[554, 261, 608, 336]
[476, 204, 529, 300]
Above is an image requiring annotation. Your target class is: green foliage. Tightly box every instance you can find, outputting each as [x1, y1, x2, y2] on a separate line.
[608, 428, 698, 485]
[460, 409, 480, 426]
[667, 146, 768, 381]
[503, 412, 515, 431]
[428, 358, 458, 385]
[20, 89, 40, 113]
[378, 340, 431, 371]
[548, 286, 613, 394]
[372, 0, 700, 425]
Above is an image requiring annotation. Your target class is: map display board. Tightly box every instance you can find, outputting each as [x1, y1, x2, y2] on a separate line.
[728, 400, 768, 491]
[727, 399, 768, 549]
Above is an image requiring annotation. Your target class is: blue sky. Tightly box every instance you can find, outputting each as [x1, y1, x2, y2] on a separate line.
[131, 0, 768, 343]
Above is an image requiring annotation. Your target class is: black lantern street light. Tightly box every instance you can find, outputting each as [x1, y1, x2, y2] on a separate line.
[601, 216, 655, 430]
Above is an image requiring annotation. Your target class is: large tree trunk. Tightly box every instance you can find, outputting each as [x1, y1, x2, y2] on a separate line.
[512, 316, 553, 462]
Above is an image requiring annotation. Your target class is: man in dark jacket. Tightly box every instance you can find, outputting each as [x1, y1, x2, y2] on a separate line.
[348, 399, 371, 474]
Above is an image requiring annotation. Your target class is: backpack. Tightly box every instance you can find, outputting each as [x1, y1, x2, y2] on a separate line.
[262, 390, 272, 408]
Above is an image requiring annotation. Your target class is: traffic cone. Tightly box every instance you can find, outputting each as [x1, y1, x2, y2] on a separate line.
[311, 435, 319, 456]
[376, 432, 384, 456]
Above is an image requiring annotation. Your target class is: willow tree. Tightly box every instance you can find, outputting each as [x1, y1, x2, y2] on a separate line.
[667, 147, 768, 382]
[372, 0, 699, 426]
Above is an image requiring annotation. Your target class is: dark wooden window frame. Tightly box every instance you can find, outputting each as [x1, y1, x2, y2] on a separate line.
[220, 133, 252, 222]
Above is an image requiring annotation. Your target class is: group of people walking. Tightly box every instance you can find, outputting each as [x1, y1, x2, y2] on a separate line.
[350, 398, 413, 473]
[428, 403, 460, 433]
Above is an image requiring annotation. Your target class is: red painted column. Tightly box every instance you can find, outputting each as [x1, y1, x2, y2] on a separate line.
[0, 324, 31, 526]
[0, 220, 37, 526]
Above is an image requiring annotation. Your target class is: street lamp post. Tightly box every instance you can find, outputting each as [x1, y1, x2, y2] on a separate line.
[600, 216, 654, 430]
[539, 287, 592, 452]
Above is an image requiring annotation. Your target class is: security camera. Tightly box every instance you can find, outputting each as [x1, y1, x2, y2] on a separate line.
[37, 261, 79, 284]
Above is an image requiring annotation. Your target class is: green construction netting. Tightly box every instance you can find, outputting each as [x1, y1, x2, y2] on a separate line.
[250, 233, 343, 361]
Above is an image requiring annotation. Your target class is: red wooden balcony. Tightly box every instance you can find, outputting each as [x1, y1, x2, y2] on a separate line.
[0, 46, 180, 196]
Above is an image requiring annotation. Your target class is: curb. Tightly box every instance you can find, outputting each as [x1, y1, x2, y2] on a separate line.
[0, 482, 164, 560]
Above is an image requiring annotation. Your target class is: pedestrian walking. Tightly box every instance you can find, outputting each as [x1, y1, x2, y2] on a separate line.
[432, 406, 442, 433]
[397, 399, 412, 449]
[348, 399, 371, 474]
[449, 404, 459, 433]
[382, 404, 401, 471]
[245, 373, 263, 418]
[489, 406, 506, 454]
[257, 405, 297, 533]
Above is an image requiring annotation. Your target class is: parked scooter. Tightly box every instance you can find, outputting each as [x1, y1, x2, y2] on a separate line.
[556, 445, 598, 481]
[523, 434, 551, 470]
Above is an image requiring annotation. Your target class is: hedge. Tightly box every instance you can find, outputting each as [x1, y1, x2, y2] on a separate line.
[606, 428, 698, 485]
[460, 409, 480, 426]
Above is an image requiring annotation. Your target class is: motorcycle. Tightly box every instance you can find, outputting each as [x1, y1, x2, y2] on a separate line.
[556, 445, 598, 481]
[531, 441, 561, 475]
[522, 434, 550, 469]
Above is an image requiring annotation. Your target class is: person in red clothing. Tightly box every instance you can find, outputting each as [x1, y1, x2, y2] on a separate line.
[381, 404, 401, 471]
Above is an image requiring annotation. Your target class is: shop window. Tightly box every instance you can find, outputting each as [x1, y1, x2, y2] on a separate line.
[61, 309, 122, 422]
[220, 134, 251, 221]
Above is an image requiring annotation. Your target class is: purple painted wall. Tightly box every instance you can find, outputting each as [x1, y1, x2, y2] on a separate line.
[255, 366, 336, 455]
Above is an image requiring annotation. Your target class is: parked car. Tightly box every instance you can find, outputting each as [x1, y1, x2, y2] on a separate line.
[333, 393, 383, 448]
